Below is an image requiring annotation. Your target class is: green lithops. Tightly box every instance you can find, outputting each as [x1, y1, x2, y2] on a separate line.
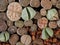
[21, 7, 36, 21]
[41, 27, 53, 40]
[15, 21, 24, 28]
[0, 31, 10, 42]
[47, 9, 59, 20]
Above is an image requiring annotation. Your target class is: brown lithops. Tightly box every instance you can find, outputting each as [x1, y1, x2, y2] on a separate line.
[56, 0, 60, 9]
[34, 12, 41, 19]
[19, 0, 30, 7]
[9, 34, 19, 45]
[8, 0, 15, 3]
[0, 0, 8, 11]
[38, 17, 48, 29]
[30, 0, 40, 8]
[24, 20, 33, 26]
[41, 0, 52, 10]
[0, 20, 7, 32]
[40, 8, 46, 16]
[30, 24, 37, 32]
[8, 26, 17, 34]
[7, 20, 13, 26]
[0, 13, 8, 21]
[7, 2, 22, 21]
[49, 21, 57, 28]
[51, 0, 57, 6]
[17, 28, 28, 36]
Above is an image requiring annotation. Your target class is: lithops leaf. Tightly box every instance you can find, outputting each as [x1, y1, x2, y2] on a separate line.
[41, 29, 49, 40]
[46, 27, 53, 37]
[21, 8, 29, 21]
[47, 9, 59, 20]
[5, 32, 10, 41]
[0, 33, 5, 42]
[27, 7, 36, 19]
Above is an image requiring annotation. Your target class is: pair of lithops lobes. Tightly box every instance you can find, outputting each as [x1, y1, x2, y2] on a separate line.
[7, 2, 36, 21]
[0, 32, 10, 42]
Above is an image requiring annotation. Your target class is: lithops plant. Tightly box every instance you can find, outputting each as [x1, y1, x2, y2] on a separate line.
[7, 2, 22, 21]
[0, 31, 10, 42]
[41, 27, 54, 40]
[0, 20, 7, 32]
[21, 7, 36, 21]
[47, 9, 59, 20]
[0, 0, 8, 11]
[38, 17, 48, 29]
[15, 20, 24, 28]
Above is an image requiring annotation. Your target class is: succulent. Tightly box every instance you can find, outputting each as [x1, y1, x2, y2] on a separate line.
[0, 31, 10, 42]
[21, 7, 36, 21]
[47, 9, 59, 20]
[41, 27, 53, 40]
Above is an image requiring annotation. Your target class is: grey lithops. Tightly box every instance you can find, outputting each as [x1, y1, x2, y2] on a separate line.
[0, 20, 7, 32]
[17, 28, 28, 35]
[15, 20, 24, 28]
[24, 20, 33, 26]
[47, 9, 59, 20]
[21, 7, 36, 21]
[30, 24, 37, 32]
[21, 35, 32, 45]
[41, 27, 54, 40]
[57, 20, 60, 27]
[30, 0, 40, 8]
[8, 26, 17, 34]
[0, 31, 10, 42]
[49, 21, 57, 28]
[19, 0, 30, 7]
[9, 34, 19, 45]
[0, 0, 8, 11]
[7, 2, 22, 21]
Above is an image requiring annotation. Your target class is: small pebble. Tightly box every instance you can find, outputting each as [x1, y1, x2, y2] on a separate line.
[38, 17, 48, 29]
[0, 20, 7, 32]
[21, 35, 32, 45]
[7, 2, 22, 21]
[49, 21, 57, 28]
[24, 20, 33, 26]
[17, 28, 28, 35]
[41, 0, 52, 10]
[9, 34, 19, 45]
[40, 8, 46, 16]
[19, 0, 30, 7]
[33, 39, 43, 45]
[15, 20, 24, 28]
[30, 0, 40, 8]
[8, 26, 17, 34]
